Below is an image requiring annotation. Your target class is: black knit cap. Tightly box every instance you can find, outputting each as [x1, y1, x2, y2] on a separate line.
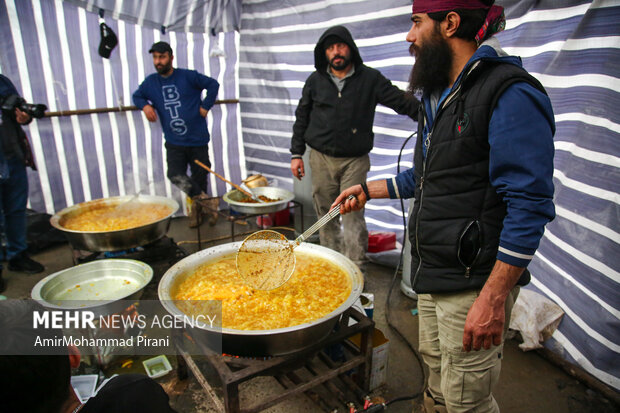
[98, 22, 118, 59]
[149, 41, 173, 54]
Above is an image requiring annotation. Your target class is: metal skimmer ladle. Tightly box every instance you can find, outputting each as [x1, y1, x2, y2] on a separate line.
[236, 195, 355, 290]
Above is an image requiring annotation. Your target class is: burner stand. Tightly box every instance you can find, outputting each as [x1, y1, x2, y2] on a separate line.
[195, 200, 304, 249]
[175, 308, 374, 413]
[71, 236, 187, 267]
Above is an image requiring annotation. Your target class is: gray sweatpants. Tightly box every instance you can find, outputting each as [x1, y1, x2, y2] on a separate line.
[309, 149, 369, 274]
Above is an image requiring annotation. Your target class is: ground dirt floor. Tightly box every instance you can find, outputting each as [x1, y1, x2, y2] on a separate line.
[2, 211, 617, 412]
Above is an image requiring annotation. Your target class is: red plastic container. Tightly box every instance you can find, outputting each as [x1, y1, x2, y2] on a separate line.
[256, 206, 291, 228]
[368, 231, 396, 253]
[273, 208, 290, 226]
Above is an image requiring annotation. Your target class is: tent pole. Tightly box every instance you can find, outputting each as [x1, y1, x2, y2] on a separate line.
[43, 99, 239, 118]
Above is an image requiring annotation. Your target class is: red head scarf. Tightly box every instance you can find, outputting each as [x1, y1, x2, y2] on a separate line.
[411, 0, 506, 46]
[412, 0, 491, 14]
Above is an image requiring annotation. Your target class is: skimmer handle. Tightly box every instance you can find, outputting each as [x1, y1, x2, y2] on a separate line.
[294, 195, 355, 245]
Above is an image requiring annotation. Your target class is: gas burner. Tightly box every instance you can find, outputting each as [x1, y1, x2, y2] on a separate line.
[73, 236, 187, 266]
[175, 308, 374, 413]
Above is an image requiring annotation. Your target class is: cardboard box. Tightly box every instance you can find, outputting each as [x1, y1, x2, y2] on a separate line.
[350, 327, 390, 390]
[360, 293, 374, 319]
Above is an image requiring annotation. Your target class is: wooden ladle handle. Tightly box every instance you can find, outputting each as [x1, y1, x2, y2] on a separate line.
[194, 160, 253, 198]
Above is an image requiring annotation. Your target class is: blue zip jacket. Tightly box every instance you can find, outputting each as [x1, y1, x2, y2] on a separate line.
[0, 75, 19, 179]
[387, 41, 555, 268]
[0, 75, 32, 179]
[133, 68, 219, 146]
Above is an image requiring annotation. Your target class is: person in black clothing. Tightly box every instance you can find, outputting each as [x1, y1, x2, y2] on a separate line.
[0, 299, 177, 413]
[290, 25, 418, 276]
[332, 1, 555, 411]
[0, 75, 44, 293]
[80, 374, 177, 413]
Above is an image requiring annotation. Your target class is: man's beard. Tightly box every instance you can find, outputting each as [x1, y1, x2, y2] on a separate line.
[408, 26, 453, 94]
[155, 62, 172, 75]
[329, 55, 351, 71]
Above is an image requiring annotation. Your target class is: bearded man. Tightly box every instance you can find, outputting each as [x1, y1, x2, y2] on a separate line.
[290, 25, 418, 277]
[332, 1, 555, 412]
[133, 41, 220, 227]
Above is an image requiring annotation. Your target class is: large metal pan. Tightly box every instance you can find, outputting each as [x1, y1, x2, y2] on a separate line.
[50, 195, 179, 252]
[223, 186, 294, 214]
[31, 259, 153, 316]
[158, 242, 363, 356]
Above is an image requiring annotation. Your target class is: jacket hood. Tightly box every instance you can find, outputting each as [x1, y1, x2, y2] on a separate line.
[468, 37, 523, 71]
[314, 25, 363, 72]
[448, 37, 523, 92]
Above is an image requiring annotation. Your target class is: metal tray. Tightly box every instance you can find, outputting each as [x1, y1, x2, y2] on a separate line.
[223, 186, 294, 214]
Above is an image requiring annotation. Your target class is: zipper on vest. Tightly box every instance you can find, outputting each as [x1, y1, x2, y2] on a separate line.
[412, 155, 427, 288]
[411, 62, 481, 288]
[412, 130, 431, 287]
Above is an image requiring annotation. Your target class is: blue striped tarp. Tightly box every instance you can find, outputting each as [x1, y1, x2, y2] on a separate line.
[64, 0, 242, 34]
[497, 0, 620, 392]
[0, 0, 245, 215]
[240, 0, 417, 237]
[239, 0, 620, 391]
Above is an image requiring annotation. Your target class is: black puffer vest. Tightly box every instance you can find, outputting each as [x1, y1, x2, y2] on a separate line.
[409, 60, 547, 294]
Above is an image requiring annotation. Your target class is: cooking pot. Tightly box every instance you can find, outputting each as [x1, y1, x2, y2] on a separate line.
[158, 242, 363, 356]
[31, 259, 153, 316]
[223, 186, 294, 215]
[243, 174, 268, 188]
[50, 195, 179, 252]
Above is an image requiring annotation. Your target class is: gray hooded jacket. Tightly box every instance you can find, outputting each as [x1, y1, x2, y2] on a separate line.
[291, 25, 418, 158]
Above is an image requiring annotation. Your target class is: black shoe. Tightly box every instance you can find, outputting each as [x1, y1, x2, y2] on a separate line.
[0, 270, 5, 294]
[8, 253, 45, 274]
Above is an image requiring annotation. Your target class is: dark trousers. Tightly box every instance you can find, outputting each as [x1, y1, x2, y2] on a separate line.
[165, 142, 211, 198]
[0, 157, 28, 266]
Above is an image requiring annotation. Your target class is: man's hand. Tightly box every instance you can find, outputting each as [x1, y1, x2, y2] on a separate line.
[331, 185, 366, 214]
[462, 260, 524, 351]
[142, 104, 157, 122]
[462, 294, 506, 351]
[291, 158, 305, 180]
[15, 108, 31, 124]
[200, 107, 208, 117]
[331, 179, 388, 214]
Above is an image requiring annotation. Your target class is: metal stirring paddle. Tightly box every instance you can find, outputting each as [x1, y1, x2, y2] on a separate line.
[236, 195, 355, 290]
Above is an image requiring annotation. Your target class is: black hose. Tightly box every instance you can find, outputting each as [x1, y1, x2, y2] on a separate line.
[381, 131, 426, 403]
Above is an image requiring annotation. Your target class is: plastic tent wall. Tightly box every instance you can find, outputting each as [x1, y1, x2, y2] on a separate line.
[0, 0, 245, 215]
[238, 0, 619, 392]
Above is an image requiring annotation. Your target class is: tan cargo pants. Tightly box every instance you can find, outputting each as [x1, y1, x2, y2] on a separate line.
[309, 149, 369, 274]
[418, 287, 519, 413]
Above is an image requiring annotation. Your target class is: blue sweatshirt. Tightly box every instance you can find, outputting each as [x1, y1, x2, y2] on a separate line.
[387, 42, 555, 268]
[133, 68, 219, 146]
